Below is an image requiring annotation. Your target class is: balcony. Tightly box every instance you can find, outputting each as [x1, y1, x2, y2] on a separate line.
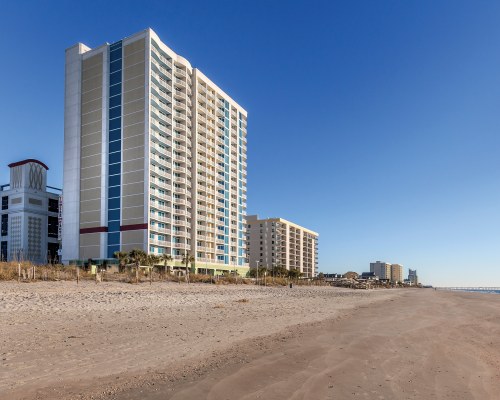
[149, 239, 170, 247]
[173, 90, 185, 101]
[174, 220, 191, 228]
[197, 257, 216, 263]
[175, 79, 187, 89]
[151, 215, 172, 224]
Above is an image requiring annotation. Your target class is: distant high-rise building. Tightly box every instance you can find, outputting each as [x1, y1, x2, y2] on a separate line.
[370, 261, 391, 280]
[62, 28, 248, 275]
[370, 261, 403, 283]
[408, 269, 418, 284]
[0, 160, 61, 263]
[390, 263, 403, 283]
[246, 215, 318, 278]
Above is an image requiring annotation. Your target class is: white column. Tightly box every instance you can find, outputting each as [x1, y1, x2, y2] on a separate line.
[62, 43, 89, 263]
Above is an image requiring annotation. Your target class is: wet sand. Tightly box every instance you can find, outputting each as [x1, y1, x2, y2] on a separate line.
[1, 282, 499, 399]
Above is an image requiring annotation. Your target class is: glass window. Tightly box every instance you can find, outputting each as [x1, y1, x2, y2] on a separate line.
[110, 83, 121, 97]
[48, 198, 59, 213]
[48, 216, 58, 238]
[108, 221, 120, 233]
[108, 185, 120, 199]
[110, 59, 122, 73]
[1, 196, 8, 210]
[109, 95, 121, 109]
[107, 245, 120, 259]
[109, 163, 120, 176]
[109, 128, 121, 142]
[109, 106, 121, 120]
[1, 214, 7, 236]
[108, 197, 120, 210]
[108, 232, 120, 245]
[109, 118, 121, 131]
[108, 208, 120, 221]
[108, 174, 120, 187]
[109, 151, 121, 165]
[0, 241, 7, 261]
[110, 71, 121, 86]
[109, 139, 121, 153]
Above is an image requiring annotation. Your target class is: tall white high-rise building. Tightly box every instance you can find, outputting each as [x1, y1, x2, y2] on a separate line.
[62, 28, 248, 274]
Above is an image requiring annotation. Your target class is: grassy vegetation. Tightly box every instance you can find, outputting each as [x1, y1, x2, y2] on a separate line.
[0, 261, 329, 287]
[0, 262, 80, 281]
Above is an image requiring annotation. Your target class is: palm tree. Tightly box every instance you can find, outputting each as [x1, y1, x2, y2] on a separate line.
[147, 254, 159, 266]
[146, 254, 159, 284]
[159, 253, 172, 277]
[181, 252, 195, 284]
[113, 251, 129, 273]
[288, 268, 302, 281]
[129, 249, 147, 283]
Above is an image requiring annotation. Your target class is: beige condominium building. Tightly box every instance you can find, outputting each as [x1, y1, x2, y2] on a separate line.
[62, 28, 248, 275]
[390, 263, 403, 283]
[370, 261, 403, 283]
[246, 215, 318, 278]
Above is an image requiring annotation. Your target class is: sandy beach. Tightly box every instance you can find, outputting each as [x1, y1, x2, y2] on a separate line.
[0, 282, 499, 400]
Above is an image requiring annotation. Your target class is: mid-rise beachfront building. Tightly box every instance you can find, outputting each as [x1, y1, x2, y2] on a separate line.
[390, 263, 403, 283]
[62, 28, 248, 275]
[0, 160, 62, 263]
[370, 261, 391, 280]
[246, 215, 318, 278]
[370, 261, 404, 283]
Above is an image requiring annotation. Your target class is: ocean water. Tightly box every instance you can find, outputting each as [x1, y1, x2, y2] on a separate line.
[453, 289, 500, 294]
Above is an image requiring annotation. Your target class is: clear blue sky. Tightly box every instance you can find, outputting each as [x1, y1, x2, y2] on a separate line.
[1, 0, 499, 286]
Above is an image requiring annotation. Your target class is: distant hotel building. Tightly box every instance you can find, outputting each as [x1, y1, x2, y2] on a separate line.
[370, 261, 403, 283]
[408, 269, 418, 285]
[370, 261, 391, 280]
[390, 263, 403, 283]
[63, 28, 248, 274]
[1, 160, 61, 263]
[246, 215, 318, 278]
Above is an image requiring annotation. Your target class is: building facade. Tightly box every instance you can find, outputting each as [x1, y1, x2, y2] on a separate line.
[390, 263, 403, 283]
[0, 160, 61, 263]
[246, 215, 318, 278]
[370, 261, 391, 280]
[370, 261, 404, 283]
[408, 269, 418, 285]
[62, 28, 248, 274]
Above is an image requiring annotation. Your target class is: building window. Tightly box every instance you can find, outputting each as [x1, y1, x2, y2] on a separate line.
[48, 216, 59, 238]
[1, 214, 7, 236]
[1, 196, 8, 210]
[48, 198, 59, 213]
[0, 241, 6, 261]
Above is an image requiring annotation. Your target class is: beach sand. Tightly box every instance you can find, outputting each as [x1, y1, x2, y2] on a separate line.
[0, 282, 498, 399]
